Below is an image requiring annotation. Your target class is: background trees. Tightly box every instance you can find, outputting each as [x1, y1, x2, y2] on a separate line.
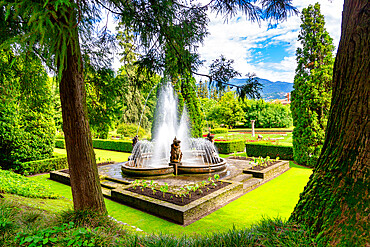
[242, 99, 292, 128]
[291, 3, 335, 168]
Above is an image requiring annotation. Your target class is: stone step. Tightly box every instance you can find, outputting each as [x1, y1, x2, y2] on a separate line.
[243, 178, 263, 192]
[229, 174, 253, 183]
[101, 181, 119, 189]
[101, 187, 112, 198]
[105, 177, 131, 185]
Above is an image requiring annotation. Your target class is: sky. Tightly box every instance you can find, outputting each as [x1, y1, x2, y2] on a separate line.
[195, 0, 344, 83]
[110, 0, 344, 83]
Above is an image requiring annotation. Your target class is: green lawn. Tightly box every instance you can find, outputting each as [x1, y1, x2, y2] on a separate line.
[214, 132, 293, 146]
[30, 161, 311, 235]
[54, 148, 131, 163]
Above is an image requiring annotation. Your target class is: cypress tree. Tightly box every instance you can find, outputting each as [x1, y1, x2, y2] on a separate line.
[291, 3, 335, 167]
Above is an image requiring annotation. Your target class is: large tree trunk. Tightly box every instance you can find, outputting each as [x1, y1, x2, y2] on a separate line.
[59, 8, 107, 214]
[289, 1, 369, 245]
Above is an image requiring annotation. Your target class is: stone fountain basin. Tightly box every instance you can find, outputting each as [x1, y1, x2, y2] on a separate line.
[121, 157, 227, 176]
[121, 163, 174, 177]
[173, 158, 227, 174]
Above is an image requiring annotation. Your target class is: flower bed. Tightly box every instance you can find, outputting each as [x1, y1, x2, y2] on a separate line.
[126, 181, 229, 206]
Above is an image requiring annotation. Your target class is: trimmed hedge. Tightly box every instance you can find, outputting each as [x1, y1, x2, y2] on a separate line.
[92, 139, 133, 152]
[211, 128, 228, 134]
[55, 139, 133, 153]
[214, 140, 245, 154]
[245, 143, 293, 160]
[20, 156, 68, 175]
[55, 139, 65, 148]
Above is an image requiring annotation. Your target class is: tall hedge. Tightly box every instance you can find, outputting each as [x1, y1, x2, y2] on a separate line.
[0, 50, 55, 172]
[291, 3, 334, 167]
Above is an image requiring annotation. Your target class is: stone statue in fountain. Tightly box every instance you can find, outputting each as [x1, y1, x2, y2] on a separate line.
[206, 132, 214, 143]
[170, 137, 182, 163]
[132, 135, 139, 147]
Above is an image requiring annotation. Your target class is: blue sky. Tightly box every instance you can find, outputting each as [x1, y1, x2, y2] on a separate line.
[196, 0, 344, 83]
[110, 0, 344, 83]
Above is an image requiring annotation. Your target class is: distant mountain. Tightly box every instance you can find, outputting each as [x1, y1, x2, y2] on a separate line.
[228, 78, 293, 100]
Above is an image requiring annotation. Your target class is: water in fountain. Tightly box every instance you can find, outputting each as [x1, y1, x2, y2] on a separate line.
[127, 81, 221, 168]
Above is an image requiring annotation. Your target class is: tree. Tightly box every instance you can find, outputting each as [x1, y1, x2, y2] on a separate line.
[1, 0, 297, 214]
[242, 99, 292, 128]
[215, 92, 245, 128]
[208, 57, 263, 99]
[291, 3, 335, 168]
[289, 1, 369, 245]
[196, 80, 209, 98]
[85, 65, 121, 139]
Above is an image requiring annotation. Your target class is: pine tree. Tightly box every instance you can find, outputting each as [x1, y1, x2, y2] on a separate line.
[291, 3, 335, 167]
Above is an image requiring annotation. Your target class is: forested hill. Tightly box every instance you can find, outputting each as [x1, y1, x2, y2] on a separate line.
[229, 78, 293, 100]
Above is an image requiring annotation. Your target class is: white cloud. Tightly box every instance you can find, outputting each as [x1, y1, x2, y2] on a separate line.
[196, 0, 344, 83]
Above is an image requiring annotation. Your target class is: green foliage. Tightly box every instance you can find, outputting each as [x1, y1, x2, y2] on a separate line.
[117, 123, 147, 139]
[20, 156, 68, 175]
[245, 143, 293, 160]
[14, 221, 113, 247]
[92, 139, 133, 153]
[0, 50, 55, 171]
[214, 140, 245, 154]
[212, 91, 245, 128]
[210, 128, 228, 134]
[85, 65, 122, 139]
[241, 99, 293, 128]
[0, 169, 58, 198]
[55, 139, 66, 149]
[291, 3, 334, 168]
[178, 76, 205, 137]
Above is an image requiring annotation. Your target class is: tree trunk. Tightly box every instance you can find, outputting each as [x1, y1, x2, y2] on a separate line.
[289, 1, 369, 246]
[59, 8, 107, 214]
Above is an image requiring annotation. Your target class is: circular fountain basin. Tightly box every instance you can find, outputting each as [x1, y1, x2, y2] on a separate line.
[121, 163, 174, 177]
[173, 158, 227, 174]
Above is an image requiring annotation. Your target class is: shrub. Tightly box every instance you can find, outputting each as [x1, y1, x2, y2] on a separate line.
[0, 169, 58, 198]
[55, 139, 65, 148]
[211, 128, 228, 134]
[92, 139, 133, 152]
[117, 123, 146, 138]
[214, 140, 245, 154]
[0, 53, 56, 171]
[245, 143, 293, 160]
[20, 156, 68, 175]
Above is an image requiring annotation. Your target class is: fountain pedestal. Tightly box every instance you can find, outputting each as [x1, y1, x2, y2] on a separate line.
[169, 162, 181, 176]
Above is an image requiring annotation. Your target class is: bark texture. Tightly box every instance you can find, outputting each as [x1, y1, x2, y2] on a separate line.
[59, 8, 107, 214]
[289, 1, 369, 246]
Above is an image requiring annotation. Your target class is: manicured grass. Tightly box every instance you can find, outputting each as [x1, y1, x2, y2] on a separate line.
[215, 132, 293, 146]
[231, 127, 294, 131]
[29, 161, 311, 235]
[54, 148, 131, 163]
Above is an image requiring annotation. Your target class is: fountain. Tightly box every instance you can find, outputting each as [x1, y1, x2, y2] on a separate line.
[121, 81, 227, 177]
